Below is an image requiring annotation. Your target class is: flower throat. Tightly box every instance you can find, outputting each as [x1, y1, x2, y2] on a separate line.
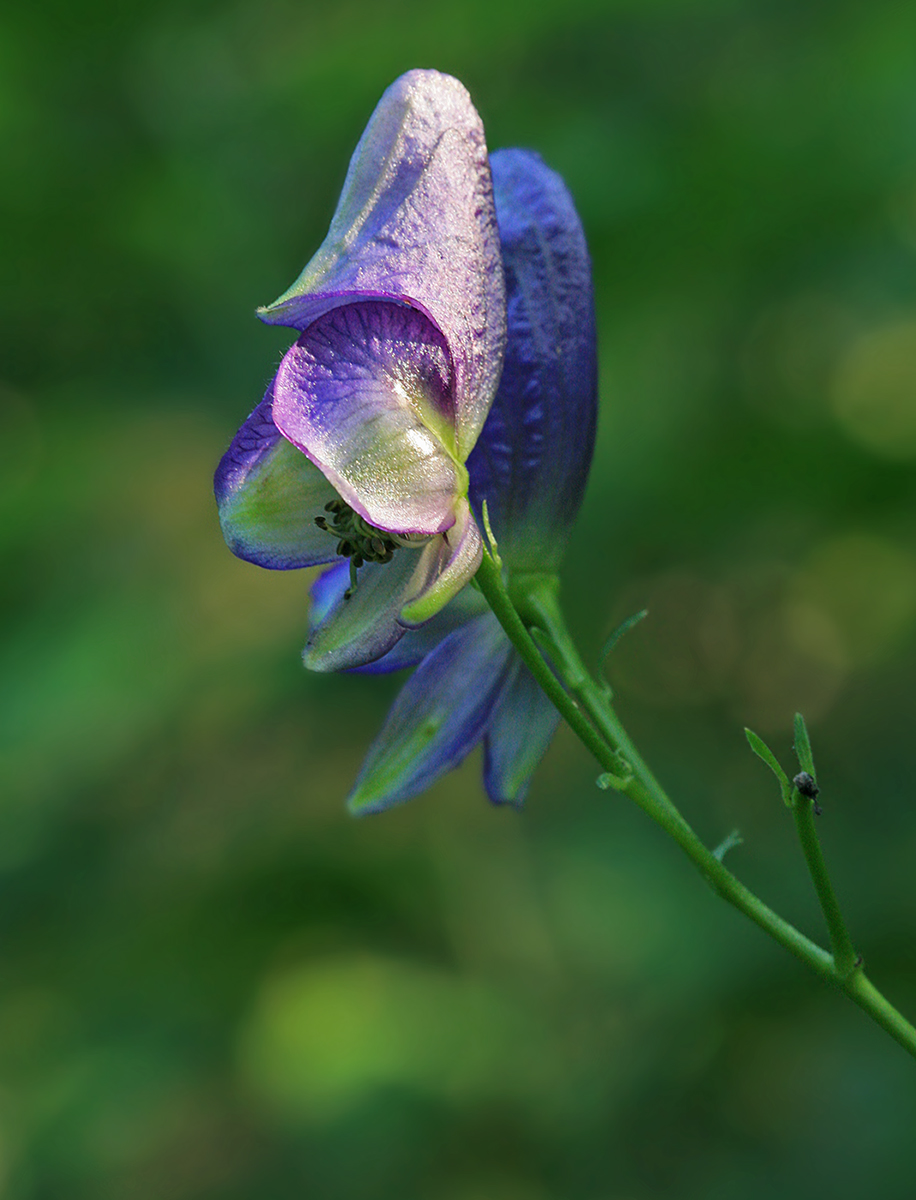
[315, 498, 426, 596]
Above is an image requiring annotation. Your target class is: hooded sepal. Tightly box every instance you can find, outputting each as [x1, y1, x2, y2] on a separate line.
[258, 69, 506, 461]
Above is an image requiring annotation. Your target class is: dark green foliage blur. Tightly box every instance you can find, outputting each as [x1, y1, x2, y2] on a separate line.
[2, 0, 916, 1195]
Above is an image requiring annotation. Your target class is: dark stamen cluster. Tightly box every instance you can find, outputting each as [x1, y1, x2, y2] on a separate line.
[315, 498, 403, 595]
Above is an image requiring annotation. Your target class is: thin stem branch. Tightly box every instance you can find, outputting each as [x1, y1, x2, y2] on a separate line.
[474, 552, 916, 1061]
[792, 794, 859, 978]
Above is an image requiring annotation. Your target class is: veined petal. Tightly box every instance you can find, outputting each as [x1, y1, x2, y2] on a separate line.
[273, 301, 461, 537]
[310, 562, 489, 674]
[303, 548, 426, 672]
[214, 387, 340, 569]
[483, 657, 560, 806]
[467, 148, 597, 572]
[347, 615, 512, 815]
[258, 69, 506, 461]
[399, 497, 482, 627]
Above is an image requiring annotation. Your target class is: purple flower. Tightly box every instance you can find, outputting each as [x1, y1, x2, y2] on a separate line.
[215, 70, 506, 669]
[325, 148, 598, 812]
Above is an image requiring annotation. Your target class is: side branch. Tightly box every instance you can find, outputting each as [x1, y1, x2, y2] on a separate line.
[474, 552, 916, 1062]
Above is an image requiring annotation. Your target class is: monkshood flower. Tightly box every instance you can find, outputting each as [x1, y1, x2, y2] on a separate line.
[215, 70, 506, 669]
[312, 148, 597, 812]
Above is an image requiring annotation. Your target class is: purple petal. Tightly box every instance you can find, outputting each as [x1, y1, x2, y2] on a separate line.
[309, 560, 351, 626]
[258, 69, 506, 461]
[354, 586, 488, 674]
[347, 614, 512, 814]
[303, 548, 425, 673]
[305, 502, 483, 672]
[467, 149, 597, 572]
[483, 658, 561, 806]
[214, 386, 340, 569]
[273, 301, 461, 537]
[398, 497, 482, 627]
[309, 561, 489, 674]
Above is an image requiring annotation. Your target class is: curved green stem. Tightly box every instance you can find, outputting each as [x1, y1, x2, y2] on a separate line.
[474, 553, 916, 1061]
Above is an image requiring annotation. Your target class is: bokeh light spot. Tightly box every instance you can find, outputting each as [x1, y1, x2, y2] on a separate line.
[788, 533, 916, 667]
[831, 317, 916, 458]
[238, 955, 549, 1122]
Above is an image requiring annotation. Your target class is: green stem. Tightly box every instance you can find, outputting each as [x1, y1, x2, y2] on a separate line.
[475, 557, 621, 788]
[844, 974, 916, 1059]
[474, 553, 916, 1061]
[792, 793, 858, 978]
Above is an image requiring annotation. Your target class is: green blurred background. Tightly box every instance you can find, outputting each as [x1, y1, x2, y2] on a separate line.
[3, 0, 916, 1195]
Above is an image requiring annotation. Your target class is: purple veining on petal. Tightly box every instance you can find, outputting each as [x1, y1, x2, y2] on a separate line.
[214, 382, 341, 569]
[214, 387, 279, 503]
[347, 614, 513, 814]
[467, 148, 597, 572]
[258, 69, 506, 462]
[273, 300, 461, 537]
